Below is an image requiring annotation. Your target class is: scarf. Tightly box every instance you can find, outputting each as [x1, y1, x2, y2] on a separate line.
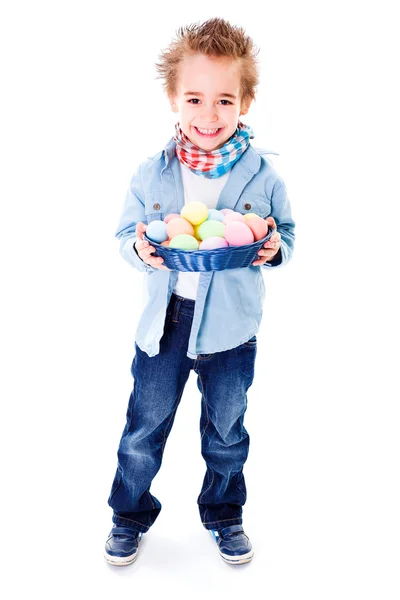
[173, 120, 254, 178]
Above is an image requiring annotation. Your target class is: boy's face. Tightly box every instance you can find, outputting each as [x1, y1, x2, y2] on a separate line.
[169, 53, 252, 151]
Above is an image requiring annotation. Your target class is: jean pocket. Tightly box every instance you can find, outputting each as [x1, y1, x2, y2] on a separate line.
[163, 309, 173, 332]
[241, 335, 257, 348]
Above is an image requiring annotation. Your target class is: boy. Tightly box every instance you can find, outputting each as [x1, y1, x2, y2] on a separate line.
[105, 17, 295, 566]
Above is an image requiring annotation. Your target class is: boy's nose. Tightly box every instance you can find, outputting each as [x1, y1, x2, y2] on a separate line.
[200, 106, 219, 122]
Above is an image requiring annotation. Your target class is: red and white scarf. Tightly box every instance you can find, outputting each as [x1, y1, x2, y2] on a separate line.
[173, 121, 255, 178]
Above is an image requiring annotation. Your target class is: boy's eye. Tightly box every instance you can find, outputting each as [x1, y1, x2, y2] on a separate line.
[187, 99, 232, 105]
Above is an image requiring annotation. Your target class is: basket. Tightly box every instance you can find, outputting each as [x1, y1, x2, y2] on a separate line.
[143, 225, 275, 272]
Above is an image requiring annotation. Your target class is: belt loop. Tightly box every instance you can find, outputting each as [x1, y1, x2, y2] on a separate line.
[172, 296, 182, 323]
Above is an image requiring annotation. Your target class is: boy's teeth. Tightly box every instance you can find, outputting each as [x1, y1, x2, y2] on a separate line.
[197, 127, 220, 134]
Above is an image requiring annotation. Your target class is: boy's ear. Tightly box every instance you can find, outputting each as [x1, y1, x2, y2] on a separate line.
[169, 96, 179, 113]
[240, 97, 253, 116]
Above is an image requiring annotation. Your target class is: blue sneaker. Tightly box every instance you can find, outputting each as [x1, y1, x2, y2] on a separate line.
[209, 524, 254, 564]
[104, 524, 143, 566]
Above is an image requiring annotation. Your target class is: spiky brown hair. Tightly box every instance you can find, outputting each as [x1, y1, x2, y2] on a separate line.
[154, 17, 260, 109]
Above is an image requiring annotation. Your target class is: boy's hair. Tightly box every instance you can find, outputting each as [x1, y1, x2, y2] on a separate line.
[155, 17, 260, 108]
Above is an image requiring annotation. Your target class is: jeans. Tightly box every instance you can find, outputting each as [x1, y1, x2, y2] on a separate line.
[107, 292, 257, 533]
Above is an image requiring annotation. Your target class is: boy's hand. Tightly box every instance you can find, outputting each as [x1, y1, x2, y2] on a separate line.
[135, 222, 171, 271]
[252, 216, 281, 266]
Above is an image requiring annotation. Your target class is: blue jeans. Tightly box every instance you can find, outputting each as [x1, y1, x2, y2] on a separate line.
[107, 292, 257, 533]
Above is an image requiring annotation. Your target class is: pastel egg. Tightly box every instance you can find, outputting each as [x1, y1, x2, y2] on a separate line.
[180, 201, 209, 225]
[199, 237, 229, 250]
[222, 212, 246, 224]
[247, 217, 268, 241]
[224, 221, 255, 246]
[207, 209, 225, 222]
[166, 217, 194, 239]
[244, 213, 262, 222]
[197, 219, 225, 240]
[220, 208, 235, 215]
[169, 234, 199, 250]
[145, 220, 168, 243]
[164, 213, 181, 224]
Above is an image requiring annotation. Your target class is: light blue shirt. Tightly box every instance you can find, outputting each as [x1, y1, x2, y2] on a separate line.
[116, 136, 296, 359]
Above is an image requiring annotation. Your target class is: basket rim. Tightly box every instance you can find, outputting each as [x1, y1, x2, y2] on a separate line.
[143, 225, 275, 254]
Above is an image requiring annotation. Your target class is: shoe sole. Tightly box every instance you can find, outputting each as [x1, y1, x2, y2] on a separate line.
[209, 531, 254, 564]
[103, 550, 139, 566]
[219, 548, 254, 564]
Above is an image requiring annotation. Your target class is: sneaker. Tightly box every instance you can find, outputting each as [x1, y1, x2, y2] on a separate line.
[104, 524, 143, 566]
[209, 524, 254, 564]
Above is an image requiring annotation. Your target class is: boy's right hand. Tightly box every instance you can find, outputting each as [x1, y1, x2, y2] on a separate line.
[135, 222, 170, 271]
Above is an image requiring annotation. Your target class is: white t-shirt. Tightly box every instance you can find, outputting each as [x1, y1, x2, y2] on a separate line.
[172, 163, 230, 300]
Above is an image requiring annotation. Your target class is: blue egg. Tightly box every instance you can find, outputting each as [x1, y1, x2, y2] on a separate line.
[207, 209, 225, 222]
[146, 220, 168, 243]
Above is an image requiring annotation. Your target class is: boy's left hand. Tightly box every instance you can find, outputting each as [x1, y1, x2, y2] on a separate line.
[252, 216, 281, 266]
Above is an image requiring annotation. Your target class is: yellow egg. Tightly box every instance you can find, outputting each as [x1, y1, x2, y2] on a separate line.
[193, 223, 201, 238]
[244, 213, 262, 221]
[181, 201, 209, 225]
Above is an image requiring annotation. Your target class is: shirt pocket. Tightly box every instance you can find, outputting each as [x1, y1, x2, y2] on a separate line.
[144, 191, 165, 223]
[234, 192, 271, 219]
[145, 191, 182, 224]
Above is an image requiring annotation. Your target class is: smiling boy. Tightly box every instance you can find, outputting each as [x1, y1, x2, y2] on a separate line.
[105, 18, 295, 567]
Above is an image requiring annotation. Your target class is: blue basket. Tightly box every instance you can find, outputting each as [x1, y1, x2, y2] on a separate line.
[143, 225, 275, 271]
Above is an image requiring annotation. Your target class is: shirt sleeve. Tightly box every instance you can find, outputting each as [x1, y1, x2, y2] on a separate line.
[115, 164, 156, 273]
[261, 178, 296, 269]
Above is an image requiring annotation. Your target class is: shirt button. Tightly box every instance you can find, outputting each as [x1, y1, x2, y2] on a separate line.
[153, 203, 160, 210]
[244, 203, 251, 210]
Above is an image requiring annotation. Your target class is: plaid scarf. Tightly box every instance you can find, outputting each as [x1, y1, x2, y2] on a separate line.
[173, 120, 255, 178]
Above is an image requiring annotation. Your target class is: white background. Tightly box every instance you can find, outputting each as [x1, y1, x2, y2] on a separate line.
[1, 1, 399, 598]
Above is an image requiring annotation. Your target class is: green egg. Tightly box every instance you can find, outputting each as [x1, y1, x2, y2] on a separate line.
[169, 234, 199, 250]
[198, 220, 225, 241]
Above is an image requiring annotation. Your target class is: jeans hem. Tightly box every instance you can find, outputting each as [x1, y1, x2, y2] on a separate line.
[112, 516, 150, 534]
[202, 517, 243, 531]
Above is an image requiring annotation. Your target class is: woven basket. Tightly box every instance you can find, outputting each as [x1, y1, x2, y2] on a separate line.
[143, 225, 275, 271]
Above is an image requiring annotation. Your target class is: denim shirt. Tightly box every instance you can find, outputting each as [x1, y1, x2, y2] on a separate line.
[115, 136, 296, 359]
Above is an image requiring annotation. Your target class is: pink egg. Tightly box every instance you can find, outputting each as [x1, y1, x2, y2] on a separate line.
[166, 217, 194, 238]
[224, 221, 255, 246]
[164, 213, 181, 224]
[247, 217, 268, 241]
[199, 237, 229, 250]
[222, 212, 246, 224]
[220, 208, 235, 215]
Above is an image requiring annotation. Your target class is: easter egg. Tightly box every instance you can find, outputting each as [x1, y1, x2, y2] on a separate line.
[145, 220, 168, 243]
[247, 217, 268, 241]
[166, 217, 194, 239]
[199, 237, 229, 250]
[224, 221, 254, 246]
[169, 234, 199, 250]
[222, 212, 246, 224]
[244, 213, 261, 222]
[192, 223, 202, 240]
[220, 208, 234, 215]
[181, 201, 209, 225]
[197, 219, 225, 241]
[164, 213, 181, 224]
[207, 209, 225, 222]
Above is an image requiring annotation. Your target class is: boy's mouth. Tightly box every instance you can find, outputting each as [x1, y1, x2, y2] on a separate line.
[194, 126, 224, 138]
